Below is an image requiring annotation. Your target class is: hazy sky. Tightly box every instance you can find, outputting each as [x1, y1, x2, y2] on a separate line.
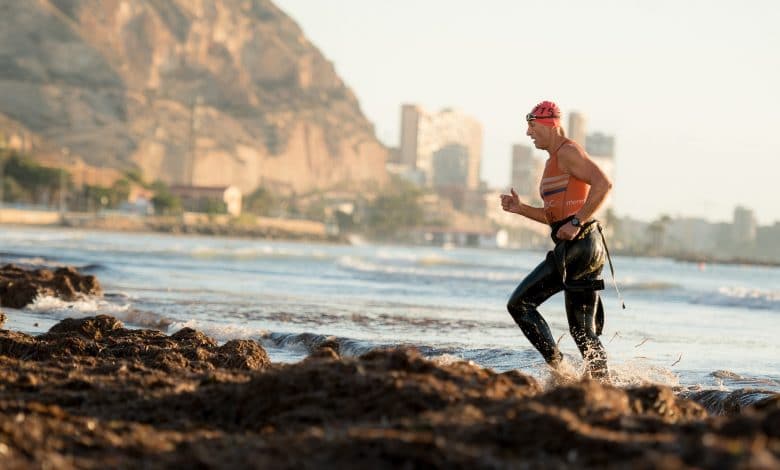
[275, 0, 779, 224]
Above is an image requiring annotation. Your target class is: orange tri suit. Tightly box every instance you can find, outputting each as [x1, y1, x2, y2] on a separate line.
[540, 139, 590, 225]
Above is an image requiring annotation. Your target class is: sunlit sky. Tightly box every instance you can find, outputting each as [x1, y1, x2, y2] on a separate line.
[275, 0, 780, 224]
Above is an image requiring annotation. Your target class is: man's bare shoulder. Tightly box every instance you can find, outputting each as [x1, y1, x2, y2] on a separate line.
[558, 142, 588, 161]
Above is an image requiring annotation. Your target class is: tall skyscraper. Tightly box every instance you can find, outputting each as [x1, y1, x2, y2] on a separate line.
[586, 132, 615, 158]
[568, 111, 587, 144]
[585, 132, 616, 215]
[432, 144, 469, 188]
[399, 104, 421, 167]
[733, 206, 757, 244]
[398, 105, 482, 190]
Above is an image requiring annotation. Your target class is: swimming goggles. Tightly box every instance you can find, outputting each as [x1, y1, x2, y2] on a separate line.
[526, 113, 561, 122]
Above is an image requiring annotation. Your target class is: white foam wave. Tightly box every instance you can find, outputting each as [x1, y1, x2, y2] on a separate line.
[699, 286, 780, 310]
[609, 361, 681, 388]
[614, 279, 780, 310]
[8, 257, 49, 266]
[28, 295, 130, 315]
[166, 319, 269, 342]
[337, 256, 518, 282]
[417, 255, 471, 267]
[374, 249, 423, 262]
[94, 243, 333, 260]
[26, 295, 171, 330]
[430, 353, 473, 367]
[201, 245, 331, 260]
[535, 355, 680, 390]
[373, 249, 474, 268]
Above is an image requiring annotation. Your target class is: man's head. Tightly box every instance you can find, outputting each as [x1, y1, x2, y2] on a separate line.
[525, 101, 563, 150]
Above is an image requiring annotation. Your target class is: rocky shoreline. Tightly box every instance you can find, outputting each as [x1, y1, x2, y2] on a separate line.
[0, 265, 778, 468]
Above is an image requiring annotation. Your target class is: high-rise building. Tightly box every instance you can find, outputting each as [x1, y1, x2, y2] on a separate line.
[586, 132, 615, 158]
[585, 132, 616, 215]
[399, 104, 421, 167]
[733, 206, 757, 245]
[511, 144, 543, 203]
[432, 144, 469, 188]
[568, 111, 587, 144]
[398, 105, 482, 190]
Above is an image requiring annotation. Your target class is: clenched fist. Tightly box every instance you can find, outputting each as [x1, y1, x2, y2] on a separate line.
[500, 188, 522, 214]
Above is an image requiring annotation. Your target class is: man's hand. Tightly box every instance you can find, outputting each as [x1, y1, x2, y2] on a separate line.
[500, 188, 522, 214]
[555, 221, 581, 241]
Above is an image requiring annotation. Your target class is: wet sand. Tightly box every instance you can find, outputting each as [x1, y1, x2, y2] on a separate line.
[0, 265, 778, 468]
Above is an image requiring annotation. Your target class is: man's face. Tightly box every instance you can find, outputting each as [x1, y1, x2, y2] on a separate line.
[526, 121, 552, 150]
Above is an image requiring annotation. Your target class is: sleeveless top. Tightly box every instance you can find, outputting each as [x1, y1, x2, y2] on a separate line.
[539, 139, 590, 224]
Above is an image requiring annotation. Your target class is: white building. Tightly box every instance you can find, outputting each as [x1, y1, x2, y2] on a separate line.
[511, 144, 544, 204]
[568, 112, 588, 145]
[560, 109, 618, 218]
[585, 132, 616, 217]
[398, 105, 482, 190]
[733, 206, 757, 245]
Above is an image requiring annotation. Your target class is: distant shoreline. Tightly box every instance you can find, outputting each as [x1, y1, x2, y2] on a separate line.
[0, 208, 345, 244]
[2, 209, 779, 268]
[610, 247, 780, 268]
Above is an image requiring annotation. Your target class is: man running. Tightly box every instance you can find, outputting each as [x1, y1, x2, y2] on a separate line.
[501, 100, 612, 380]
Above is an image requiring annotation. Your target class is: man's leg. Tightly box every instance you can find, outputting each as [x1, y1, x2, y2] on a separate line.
[506, 256, 564, 366]
[565, 290, 609, 380]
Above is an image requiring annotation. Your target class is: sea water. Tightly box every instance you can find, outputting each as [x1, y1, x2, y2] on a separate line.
[1, 225, 778, 393]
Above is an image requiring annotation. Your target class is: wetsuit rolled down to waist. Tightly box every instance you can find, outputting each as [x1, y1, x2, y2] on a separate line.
[506, 139, 609, 379]
[507, 216, 608, 378]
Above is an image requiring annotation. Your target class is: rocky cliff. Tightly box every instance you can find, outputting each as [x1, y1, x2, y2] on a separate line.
[0, 0, 387, 193]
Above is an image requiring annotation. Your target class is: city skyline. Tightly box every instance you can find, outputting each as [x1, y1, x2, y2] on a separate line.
[275, 0, 780, 225]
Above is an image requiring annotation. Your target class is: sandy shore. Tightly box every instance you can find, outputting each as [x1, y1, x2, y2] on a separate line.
[0, 265, 778, 468]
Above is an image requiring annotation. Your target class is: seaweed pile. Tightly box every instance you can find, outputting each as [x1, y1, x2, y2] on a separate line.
[0, 315, 777, 468]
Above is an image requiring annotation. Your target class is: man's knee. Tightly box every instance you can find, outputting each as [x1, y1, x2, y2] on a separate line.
[507, 297, 533, 325]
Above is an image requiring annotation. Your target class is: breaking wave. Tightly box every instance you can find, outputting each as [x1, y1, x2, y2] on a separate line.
[691, 286, 780, 311]
[337, 256, 519, 282]
[165, 319, 270, 342]
[26, 295, 172, 330]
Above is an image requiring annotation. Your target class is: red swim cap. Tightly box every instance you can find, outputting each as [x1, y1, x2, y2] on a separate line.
[527, 101, 561, 127]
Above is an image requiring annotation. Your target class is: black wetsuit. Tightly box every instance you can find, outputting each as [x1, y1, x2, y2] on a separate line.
[506, 217, 608, 378]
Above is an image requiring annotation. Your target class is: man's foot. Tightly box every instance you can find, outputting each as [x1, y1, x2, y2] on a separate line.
[546, 353, 579, 386]
[585, 363, 611, 384]
[548, 351, 564, 370]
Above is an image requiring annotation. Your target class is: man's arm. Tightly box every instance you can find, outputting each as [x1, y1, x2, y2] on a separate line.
[515, 202, 548, 224]
[500, 188, 548, 224]
[557, 144, 612, 222]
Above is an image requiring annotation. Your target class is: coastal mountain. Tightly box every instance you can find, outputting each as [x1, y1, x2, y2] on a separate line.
[0, 0, 387, 193]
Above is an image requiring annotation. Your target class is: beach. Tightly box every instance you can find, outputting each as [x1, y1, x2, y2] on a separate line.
[0, 226, 779, 467]
[1, 311, 779, 468]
